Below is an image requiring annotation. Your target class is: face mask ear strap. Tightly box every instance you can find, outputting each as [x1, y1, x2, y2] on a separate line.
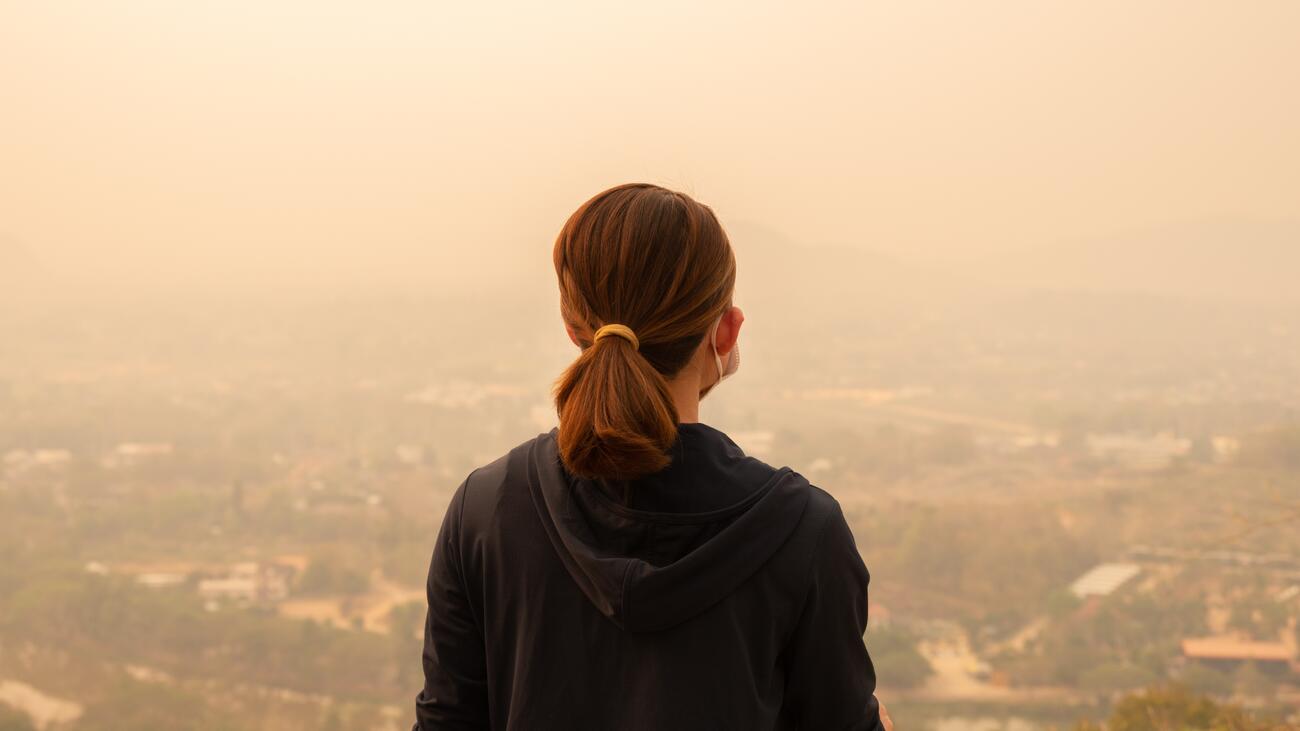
[697, 316, 723, 400]
[709, 315, 726, 381]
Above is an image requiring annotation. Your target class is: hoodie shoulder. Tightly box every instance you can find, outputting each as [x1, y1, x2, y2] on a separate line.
[456, 431, 556, 535]
[462, 429, 564, 520]
[803, 482, 844, 524]
[804, 482, 862, 559]
[776, 479, 859, 584]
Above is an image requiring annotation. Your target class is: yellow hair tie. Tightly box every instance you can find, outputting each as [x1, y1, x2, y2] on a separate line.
[593, 323, 639, 350]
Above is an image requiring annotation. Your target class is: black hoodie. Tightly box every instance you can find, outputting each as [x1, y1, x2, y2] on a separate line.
[413, 423, 885, 730]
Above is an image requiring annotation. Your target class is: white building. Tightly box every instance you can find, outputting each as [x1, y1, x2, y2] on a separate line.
[136, 573, 186, 590]
[1087, 432, 1190, 471]
[1069, 562, 1141, 598]
[198, 576, 259, 602]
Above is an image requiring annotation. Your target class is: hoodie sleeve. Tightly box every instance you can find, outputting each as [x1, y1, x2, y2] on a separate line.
[778, 500, 885, 731]
[413, 478, 490, 731]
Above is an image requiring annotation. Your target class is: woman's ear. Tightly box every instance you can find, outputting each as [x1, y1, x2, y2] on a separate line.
[715, 305, 744, 356]
[563, 320, 582, 348]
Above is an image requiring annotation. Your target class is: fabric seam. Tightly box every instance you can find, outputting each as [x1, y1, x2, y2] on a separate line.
[779, 495, 839, 651]
[453, 466, 485, 637]
[618, 559, 636, 628]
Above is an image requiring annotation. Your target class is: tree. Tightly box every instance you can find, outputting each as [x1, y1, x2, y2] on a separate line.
[863, 627, 933, 689]
[1045, 587, 1082, 618]
[76, 678, 251, 731]
[1109, 685, 1220, 731]
[1079, 662, 1158, 695]
[298, 556, 370, 596]
[1233, 662, 1275, 700]
[321, 708, 345, 731]
[0, 706, 35, 731]
[1236, 425, 1300, 471]
[1104, 685, 1282, 731]
[1179, 664, 1230, 696]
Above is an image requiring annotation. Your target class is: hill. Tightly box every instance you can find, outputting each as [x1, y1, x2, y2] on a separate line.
[955, 219, 1300, 303]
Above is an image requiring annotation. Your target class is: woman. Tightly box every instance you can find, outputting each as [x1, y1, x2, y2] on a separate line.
[413, 183, 891, 730]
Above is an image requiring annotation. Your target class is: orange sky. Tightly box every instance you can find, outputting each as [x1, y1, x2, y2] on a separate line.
[2, 1, 1297, 290]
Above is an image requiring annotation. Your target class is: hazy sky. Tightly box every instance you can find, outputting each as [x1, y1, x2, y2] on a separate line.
[2, 1, 1297, 290]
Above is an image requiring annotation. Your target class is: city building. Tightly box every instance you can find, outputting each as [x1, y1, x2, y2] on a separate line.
[1069, 562, 1142, 599]
[1181, 637, 1295, 675]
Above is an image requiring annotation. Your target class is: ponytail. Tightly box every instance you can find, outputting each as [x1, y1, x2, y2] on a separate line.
[553, 329, 678, 480]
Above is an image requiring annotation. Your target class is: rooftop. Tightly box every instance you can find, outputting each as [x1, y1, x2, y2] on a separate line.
[1069, 562, 1141, 598]
[1181, 637, 1292, 662]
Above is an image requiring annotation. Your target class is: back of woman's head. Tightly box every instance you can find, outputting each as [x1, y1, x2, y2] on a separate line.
[553, 183, 736, 481]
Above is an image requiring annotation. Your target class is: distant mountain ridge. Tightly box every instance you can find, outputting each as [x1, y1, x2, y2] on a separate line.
[954, 219, 1300, 303]
[725, 220, 975, 307]
[727, 218, 1300, 306]
[4, 219, 1294, 305]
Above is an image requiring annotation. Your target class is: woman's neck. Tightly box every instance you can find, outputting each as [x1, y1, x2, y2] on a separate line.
[667, 363, 703, 424]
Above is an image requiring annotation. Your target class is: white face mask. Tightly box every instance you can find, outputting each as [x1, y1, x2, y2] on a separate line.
[701, 312, 739, 398]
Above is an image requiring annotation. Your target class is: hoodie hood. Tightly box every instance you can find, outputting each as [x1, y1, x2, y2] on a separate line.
[526, 427, 811, 633]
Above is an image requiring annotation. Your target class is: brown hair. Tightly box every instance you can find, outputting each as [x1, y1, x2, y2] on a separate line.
[552, 183, 736, 480]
